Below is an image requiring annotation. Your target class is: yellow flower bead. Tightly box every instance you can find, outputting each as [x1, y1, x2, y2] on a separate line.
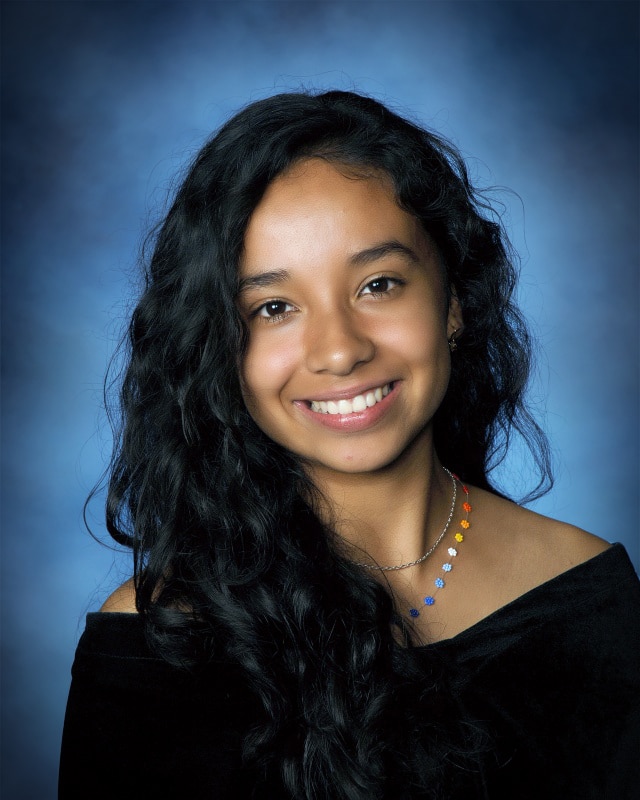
[454, 532, 464, 542]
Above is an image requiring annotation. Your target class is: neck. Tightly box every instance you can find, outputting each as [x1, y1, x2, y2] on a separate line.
[306, 440, 454, 570]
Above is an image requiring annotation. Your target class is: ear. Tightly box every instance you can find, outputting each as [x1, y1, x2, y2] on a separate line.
[446, 291, 464, 340]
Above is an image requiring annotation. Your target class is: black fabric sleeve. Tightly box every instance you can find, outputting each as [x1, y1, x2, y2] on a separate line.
[426, 544, 640, 799]
[58, 614, 260, 799]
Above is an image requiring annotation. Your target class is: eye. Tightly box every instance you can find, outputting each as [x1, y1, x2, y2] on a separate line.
[254, 300, 295, 320]
[360, 276, 403, 296]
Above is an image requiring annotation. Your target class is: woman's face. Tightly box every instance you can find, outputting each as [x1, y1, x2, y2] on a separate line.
[238, 158, 462, 480]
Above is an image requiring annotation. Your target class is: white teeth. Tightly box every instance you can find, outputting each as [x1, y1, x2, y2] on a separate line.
[309, 383, 392, 415]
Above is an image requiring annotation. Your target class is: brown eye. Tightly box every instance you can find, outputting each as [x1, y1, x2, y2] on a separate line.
[369, 278, 391, 293]
[361, 276, 402, 296]
[256, 300, 294, 319]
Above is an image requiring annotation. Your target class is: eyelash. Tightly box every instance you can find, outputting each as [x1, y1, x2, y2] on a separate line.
[252, 300, 295, 323]
[250, 275, 404, 323]
[359, 275, 404, 296]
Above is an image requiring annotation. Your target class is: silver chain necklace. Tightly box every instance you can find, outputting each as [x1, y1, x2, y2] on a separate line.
[352, 466, 457, 572]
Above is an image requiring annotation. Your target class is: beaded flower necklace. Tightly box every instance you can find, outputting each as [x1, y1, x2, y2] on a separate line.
[408, 473, 470, 617]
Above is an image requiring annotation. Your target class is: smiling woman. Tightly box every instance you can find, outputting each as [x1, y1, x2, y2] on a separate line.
[239, 159, 458, 479]
[59, 91, 640, 799]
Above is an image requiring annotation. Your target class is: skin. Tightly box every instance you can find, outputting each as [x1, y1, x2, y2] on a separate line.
[103, 157, 609, 643]
[239, 160, 458, 479]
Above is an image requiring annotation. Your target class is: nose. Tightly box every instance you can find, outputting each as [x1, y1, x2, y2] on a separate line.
[305, 306, 375, 375]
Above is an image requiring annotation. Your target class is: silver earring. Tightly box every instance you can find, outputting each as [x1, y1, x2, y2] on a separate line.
[448, 329, 460, 352]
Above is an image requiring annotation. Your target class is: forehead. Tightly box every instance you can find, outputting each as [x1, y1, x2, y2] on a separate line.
[240, 158, 435, 273]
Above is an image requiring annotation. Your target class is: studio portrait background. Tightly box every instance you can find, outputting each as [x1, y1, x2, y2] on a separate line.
[2, 1, 638, 797]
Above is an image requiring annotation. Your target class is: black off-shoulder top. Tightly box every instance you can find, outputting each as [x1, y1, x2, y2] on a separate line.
[59, 544, 640, 799]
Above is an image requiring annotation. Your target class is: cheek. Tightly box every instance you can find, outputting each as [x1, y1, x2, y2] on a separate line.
[376, 307, 447, 363]
[240, 335, 299, 412]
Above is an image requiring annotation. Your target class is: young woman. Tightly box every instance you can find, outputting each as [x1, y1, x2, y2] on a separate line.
[60, 91, 639, 799]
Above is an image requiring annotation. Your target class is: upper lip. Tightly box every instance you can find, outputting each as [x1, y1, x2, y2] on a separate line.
[297, 380, 395, 403]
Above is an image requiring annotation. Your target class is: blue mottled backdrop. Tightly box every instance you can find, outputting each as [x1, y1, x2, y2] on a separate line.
[2, 1, 638, 796]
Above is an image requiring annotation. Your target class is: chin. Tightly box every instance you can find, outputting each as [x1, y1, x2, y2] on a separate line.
[301, 438, 427, 478]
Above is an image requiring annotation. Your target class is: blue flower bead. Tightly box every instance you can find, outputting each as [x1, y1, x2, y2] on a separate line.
[423, 596, 435, 606]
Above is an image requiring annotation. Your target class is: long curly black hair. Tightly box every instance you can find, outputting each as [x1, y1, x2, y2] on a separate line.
[104, 90, 552, 798]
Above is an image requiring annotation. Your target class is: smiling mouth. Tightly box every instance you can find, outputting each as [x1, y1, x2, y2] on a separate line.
[309, 383, 393, 415]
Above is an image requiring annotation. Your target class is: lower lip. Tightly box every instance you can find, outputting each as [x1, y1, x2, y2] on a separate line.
[294, 383, 400, 432]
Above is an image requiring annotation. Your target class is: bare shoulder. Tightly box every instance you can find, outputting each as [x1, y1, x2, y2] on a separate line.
[504, 495, 608, 564]
[470, 486, 611, 597]
[423, 486, 613, 641]
[99, 577, 138, 613]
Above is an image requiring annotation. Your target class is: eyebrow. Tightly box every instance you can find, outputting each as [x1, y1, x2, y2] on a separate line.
[237, 240, 420, 294]
[348, 240, 420, 266]
[238, 269, 290, 294]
